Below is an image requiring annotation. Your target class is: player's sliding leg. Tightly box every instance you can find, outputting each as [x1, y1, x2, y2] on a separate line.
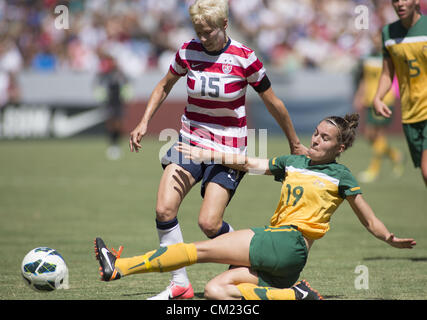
[120, 229, 253, 275]
[115, 242, 198, 275]
[236, 280, 323, 300]
[94, 238, 197, 281]
[94, 230, 253, 280]
[94, 233, 323, 300]
[204, 265, 323, 300]
[204, 266, 259, 300]
[236, 283, 295, 300]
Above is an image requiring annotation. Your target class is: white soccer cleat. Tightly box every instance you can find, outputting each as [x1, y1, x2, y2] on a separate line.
[147, 281, 194, 300]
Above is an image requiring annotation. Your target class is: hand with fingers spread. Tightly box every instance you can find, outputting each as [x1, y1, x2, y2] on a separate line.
[373, 97, 392, 118]
[129, 122, 147, 152]
[175, 142, 211, 162]
[386, 233, 417, 249]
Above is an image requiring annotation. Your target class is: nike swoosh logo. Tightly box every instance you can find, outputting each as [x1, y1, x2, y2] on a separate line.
[227, 174, 236, 182]
[52, 108, 109, 138]
[101, 248, 114, 271]
[191, 63, 203, 68]
[294, 286, 308, 299]
[129, 247, 168, 270]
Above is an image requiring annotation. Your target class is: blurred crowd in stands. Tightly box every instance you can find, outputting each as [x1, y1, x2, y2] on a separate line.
[0, 0, 426, 105]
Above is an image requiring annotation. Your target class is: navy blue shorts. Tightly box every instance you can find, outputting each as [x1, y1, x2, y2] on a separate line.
[161, 136, 245, 202]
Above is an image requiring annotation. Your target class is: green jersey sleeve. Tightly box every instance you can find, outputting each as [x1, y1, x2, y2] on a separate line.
[268, 155, 289, 182]
[338, 168, 362, 198]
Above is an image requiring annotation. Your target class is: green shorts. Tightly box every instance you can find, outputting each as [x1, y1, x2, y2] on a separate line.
[365, 106, 393, 126]
[402, 120, 427, 168]
[249, 225, 308, 288]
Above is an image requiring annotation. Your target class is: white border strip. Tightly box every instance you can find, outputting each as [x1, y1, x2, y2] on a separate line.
[286, 166, 340, 186]
[385, 36, 427, 47]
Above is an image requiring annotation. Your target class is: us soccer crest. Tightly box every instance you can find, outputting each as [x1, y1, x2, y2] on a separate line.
[222, 59, 233, 74]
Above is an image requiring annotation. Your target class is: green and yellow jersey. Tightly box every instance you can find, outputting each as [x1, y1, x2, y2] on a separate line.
[382, 15, 427, 124]
[268, 155, 362, 240]
[362, 55, 396, 107]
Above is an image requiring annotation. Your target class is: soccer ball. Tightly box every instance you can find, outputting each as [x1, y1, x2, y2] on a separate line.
[21, 247, 69, 292]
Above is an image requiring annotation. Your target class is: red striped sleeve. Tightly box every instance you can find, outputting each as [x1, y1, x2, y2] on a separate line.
[169, 65, 184, 76]
[225, 44, 253, 59]
[245, 59, 264, 78]
[175, 51, 187, 70]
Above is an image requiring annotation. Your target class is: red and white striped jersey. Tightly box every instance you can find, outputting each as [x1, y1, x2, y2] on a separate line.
[169, 37, 269, 155]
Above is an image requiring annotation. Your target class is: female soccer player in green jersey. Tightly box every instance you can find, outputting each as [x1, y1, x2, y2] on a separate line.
[374, 0, 427, 186]
[95, 113, 416, 300]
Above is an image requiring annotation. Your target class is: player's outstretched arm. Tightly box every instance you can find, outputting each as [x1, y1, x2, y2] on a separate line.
[175, 142, 271, 175]
[258, 87, 308, 156]
[347, 194, 416, 249]
[129, 70, 181, 152]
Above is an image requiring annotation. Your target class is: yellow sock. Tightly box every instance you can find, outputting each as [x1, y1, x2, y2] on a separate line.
[236, 283, 296, 300]
[367, 135, 388, 174]
[115, 243, 197, 276]
[367, 157, 381, 174]
[387, 147, 402, 163]
[266, 287, 297, 300]
[372, 135, 387, 156]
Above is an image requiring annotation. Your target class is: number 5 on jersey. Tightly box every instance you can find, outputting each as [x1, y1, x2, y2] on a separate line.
[408, 58, 420, 78]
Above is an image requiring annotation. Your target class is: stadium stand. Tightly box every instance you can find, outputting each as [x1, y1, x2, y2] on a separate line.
[0, 0, 425, 136]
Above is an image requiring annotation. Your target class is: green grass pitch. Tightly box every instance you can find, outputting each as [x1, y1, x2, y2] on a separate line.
[0, 135, 426, 300]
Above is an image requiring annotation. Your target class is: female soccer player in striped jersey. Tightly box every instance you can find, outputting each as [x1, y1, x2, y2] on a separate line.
[96, 113, 415, 300]
[128, 0, 306, 300]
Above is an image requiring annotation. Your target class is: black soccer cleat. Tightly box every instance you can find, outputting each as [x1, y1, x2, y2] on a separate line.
[293, 280, 323, 300]
[94, 237, 123, 281]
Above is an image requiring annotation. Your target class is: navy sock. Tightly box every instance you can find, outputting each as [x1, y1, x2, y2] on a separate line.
[156, 217, 179, 230]
[208, 221, 232, 239]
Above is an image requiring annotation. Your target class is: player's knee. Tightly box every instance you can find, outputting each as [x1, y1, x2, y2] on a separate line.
[205, 277, 241, 300]
[155, 203, 177, 222]
[198, 218, 221, 238]
[204, 279, 225, 300]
